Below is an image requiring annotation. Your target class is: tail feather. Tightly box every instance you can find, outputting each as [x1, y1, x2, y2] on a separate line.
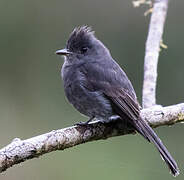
[135, 118, 179, 176]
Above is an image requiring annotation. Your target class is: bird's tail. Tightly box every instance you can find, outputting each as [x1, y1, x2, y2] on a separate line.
[134, 118, 179, 176]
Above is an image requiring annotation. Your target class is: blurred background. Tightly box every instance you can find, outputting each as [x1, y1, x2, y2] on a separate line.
[0, 0, 183, 179]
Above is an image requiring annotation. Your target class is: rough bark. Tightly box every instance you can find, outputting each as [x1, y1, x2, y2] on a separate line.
[0, 103, 184, 173]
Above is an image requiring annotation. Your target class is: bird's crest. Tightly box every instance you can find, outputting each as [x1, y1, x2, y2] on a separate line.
[66, 26, 95, 50]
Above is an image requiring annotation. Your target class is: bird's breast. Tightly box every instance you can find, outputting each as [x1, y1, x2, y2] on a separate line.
[62, 64, 113, 119]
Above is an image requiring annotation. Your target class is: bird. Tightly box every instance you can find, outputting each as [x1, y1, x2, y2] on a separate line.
[55, 26, 179, 176]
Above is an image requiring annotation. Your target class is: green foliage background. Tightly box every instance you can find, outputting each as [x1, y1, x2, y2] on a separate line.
[0, 0, 183, 179]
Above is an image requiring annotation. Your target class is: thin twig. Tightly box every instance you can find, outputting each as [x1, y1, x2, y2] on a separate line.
[142, 0, 169, 108]
[0, 103, 184, 173]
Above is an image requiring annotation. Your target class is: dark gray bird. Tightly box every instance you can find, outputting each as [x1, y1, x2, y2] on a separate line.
[56, 26, 179, 176]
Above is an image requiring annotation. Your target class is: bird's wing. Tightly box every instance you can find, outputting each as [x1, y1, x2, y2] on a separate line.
[104, 87, 140, 120]
[80, 61, 144, 133]
[84, 76, 147, 136]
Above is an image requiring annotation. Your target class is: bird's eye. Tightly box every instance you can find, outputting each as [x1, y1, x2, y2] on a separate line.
[81, 47, 88, 54]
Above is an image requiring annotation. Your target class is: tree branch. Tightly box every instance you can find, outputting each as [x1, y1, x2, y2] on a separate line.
[0, 103, 184, 173]
[142, 0, 169, 108]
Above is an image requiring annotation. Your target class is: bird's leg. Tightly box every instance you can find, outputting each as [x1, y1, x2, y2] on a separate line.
[75, 116, 95, 126]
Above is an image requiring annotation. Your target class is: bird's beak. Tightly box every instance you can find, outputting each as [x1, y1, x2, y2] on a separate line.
[55, 48, 72, 56]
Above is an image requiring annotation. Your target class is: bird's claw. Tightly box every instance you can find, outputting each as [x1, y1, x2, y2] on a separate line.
[74, 121, 90, 126]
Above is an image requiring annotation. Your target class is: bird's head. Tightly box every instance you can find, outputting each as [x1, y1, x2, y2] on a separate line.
[56, 26, 110, 62]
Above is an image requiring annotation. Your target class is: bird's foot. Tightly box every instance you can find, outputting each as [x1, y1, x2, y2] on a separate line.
[75, 116, 94, 126]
